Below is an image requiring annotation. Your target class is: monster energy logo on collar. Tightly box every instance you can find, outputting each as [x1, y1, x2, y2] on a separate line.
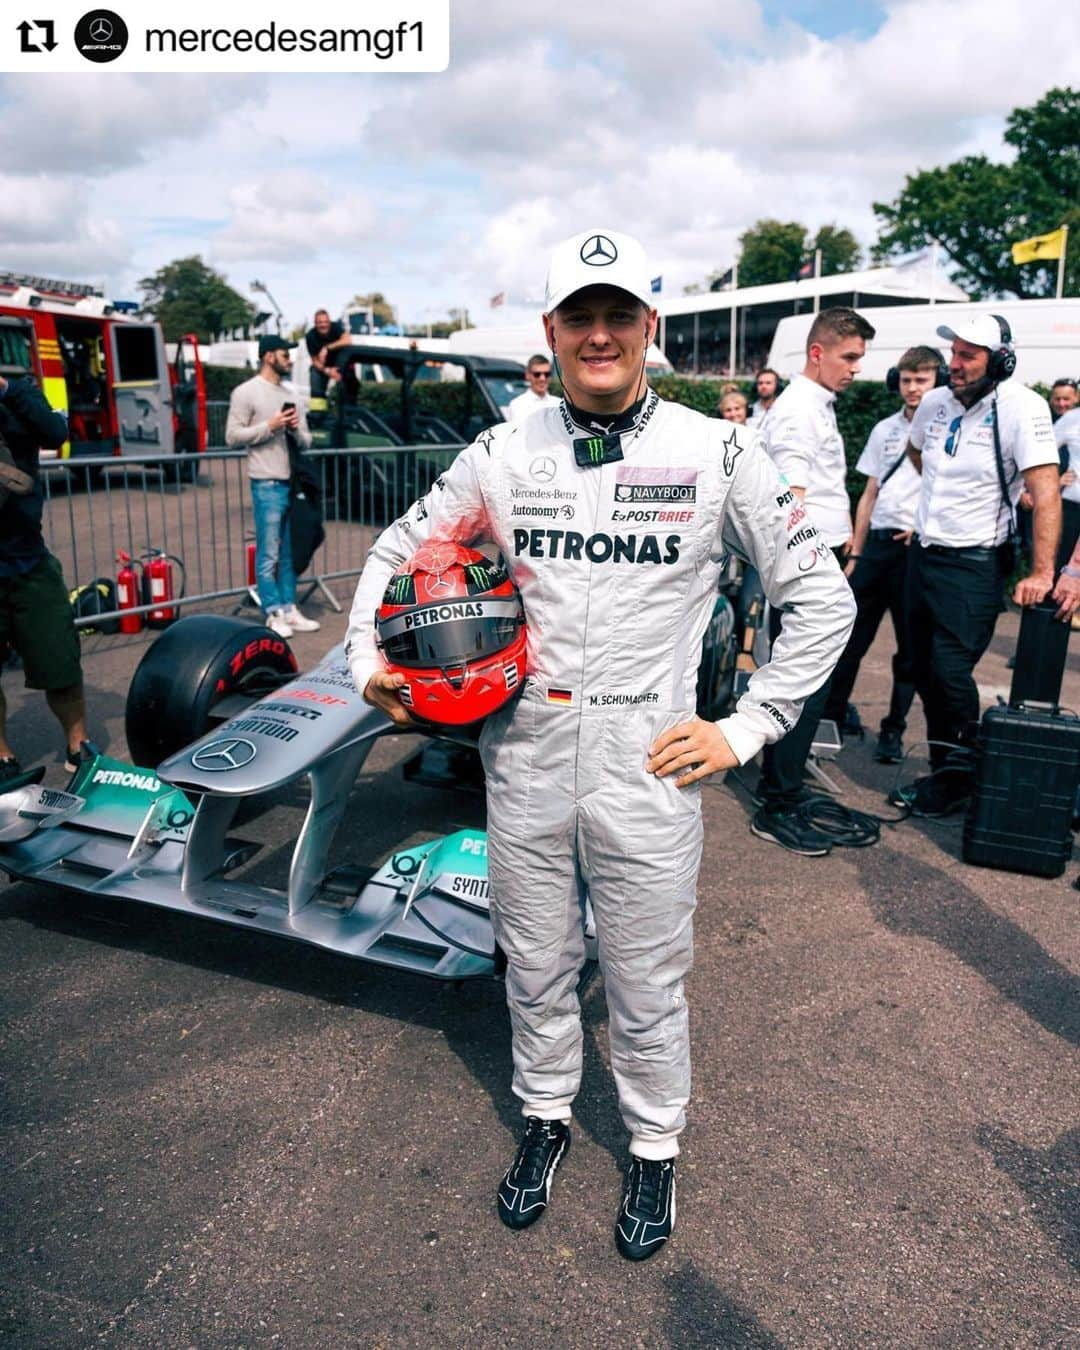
[561, 390, 661, 470]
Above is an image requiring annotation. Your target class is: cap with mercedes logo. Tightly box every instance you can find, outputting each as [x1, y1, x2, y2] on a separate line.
[544, 229, 655, 313]
[75, 9, 129, 62]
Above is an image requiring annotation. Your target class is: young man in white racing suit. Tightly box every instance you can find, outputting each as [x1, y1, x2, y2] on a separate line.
[346, 228, 855, 1261]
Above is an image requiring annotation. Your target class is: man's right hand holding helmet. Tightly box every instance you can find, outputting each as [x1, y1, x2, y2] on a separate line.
[362, 670, 416, 727]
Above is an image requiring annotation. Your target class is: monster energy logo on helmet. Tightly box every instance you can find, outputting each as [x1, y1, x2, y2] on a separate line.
[465, 563, 489, 587]
[387, 574, 413, 605]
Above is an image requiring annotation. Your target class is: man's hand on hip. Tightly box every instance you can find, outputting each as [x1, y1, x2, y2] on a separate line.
[647, 717, 739, 789]
[363, 671, 417, 726]
[1013, 571, 1055, 607]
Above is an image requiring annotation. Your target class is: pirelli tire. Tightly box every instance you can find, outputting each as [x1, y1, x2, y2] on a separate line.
[125, 615, 298, 769]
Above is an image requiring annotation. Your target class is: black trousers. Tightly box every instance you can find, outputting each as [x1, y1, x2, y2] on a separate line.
[1058, 499, 1080, 573]
[759, 546, 847, 807]
[906, 544, 1007, 769]
[824, 531, 916, 736]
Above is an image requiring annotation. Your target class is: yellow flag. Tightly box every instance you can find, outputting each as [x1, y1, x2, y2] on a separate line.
[1011, 227, 1067, 264]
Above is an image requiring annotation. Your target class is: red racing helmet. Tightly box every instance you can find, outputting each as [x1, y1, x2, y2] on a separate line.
[375, 542, 527, 725]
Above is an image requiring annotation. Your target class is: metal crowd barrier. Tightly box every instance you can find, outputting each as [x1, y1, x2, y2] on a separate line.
[41, 443, 461, 631]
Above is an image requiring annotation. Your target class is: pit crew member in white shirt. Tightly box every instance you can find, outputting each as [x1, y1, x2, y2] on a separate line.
[753, 306, 874, 855]
[822, 347, 947, 764]
[346, 227, 854, 1261]
[895, 314, 1060, 816]
[507, 354, 559, 425]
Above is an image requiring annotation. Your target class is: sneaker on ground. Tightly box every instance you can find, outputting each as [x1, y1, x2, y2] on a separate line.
[615, 1157, 675, 1262]
[284, 604, 320, 633]
[750, 805, 833, 856]
[840, 702, 865, 739]
[497, 1116, 570, 1230]
[874, 729, 904, 764]
[266, 610, 293, 638]
[0, 756, 24, 787]
[888, 769, 972, 817]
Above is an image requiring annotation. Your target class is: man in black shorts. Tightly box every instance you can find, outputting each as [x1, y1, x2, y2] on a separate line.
[0, 374, 89, 785]
[305, 309, 350, 399]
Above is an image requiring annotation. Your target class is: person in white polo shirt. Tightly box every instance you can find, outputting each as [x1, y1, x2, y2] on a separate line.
[507, 354, 559, 425]
[753, 306, 874, 855]
[823, 346, 947, 764]
[893, 314, 1060, 817]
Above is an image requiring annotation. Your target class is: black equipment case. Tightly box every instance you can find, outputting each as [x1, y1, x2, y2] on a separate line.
[962, 604, 1079, 877]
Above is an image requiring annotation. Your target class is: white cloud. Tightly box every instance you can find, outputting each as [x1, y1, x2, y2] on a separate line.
[2, 0, 1077, 327]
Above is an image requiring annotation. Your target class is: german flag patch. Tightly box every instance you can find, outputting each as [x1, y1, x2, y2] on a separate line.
[547, 688, 573, 705]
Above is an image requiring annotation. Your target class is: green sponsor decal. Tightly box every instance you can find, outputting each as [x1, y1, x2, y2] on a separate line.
[68, 754, 195, 840]
[587, 437, 604, 463]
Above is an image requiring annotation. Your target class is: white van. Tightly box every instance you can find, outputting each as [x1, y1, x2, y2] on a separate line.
[767, 298, 1080, 387]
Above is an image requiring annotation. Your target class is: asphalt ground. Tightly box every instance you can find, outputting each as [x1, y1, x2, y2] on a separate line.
[1, 590, 1077, 1348]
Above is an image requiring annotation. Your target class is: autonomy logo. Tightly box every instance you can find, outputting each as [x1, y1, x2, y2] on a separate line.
[580, 235, 618, 266]
[75, 9, 128, 61]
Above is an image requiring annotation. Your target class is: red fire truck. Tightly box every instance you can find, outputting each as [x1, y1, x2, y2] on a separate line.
[0, 271, 206, 460]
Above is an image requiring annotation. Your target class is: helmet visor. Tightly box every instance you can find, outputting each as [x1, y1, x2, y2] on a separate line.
[378, 597, 523, 670]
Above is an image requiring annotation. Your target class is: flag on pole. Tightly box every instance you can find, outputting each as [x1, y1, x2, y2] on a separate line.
[1011, 228, 1067, 264]
[489, 292, 505, 308]
[650, 276, 663, 294]
[794, 255, 815, 281]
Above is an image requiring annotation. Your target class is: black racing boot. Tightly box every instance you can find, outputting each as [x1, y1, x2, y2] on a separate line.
[497, 1116, 570, 1230]
[615, 1157, 675, 1261]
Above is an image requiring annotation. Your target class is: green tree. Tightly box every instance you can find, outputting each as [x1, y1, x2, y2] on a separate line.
[731, 219, 861, 288]
[348, 292, 396, 328]
[138, 256, 256, 342]
[813, 224, 862, 277]
[872, 86, 1080, 298]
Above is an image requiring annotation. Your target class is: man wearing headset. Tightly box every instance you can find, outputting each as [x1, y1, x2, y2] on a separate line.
[822, 346, 948, 765]
[347, 228, 854, 1260]
[894, 315, 1060, 817]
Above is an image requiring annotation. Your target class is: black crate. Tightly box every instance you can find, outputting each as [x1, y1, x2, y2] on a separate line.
[962, 705, 1080, 877]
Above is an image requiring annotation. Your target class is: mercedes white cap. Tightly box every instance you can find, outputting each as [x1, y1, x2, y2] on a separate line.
[544, 229, 655, 313]
[935, 314, 1008, 350]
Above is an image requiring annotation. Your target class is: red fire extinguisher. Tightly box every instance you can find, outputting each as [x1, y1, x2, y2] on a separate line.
[116, 551, 143, 635]
[245, 535, 256, 588]
[141, 549, 185, 629]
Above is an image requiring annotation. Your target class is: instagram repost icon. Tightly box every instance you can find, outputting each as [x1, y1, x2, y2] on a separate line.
[75, 9, 129, 62]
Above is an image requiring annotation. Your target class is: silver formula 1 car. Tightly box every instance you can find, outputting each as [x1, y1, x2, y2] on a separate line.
[0, 615, 597, 981]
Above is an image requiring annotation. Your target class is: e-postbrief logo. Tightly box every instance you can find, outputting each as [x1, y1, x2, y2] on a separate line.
[75, 10, 129, 62]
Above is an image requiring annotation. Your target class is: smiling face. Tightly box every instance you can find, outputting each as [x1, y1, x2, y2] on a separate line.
[526, 358, 553, 396]
[543, 285, 657, 413]
[1051, 381, 1079, 417]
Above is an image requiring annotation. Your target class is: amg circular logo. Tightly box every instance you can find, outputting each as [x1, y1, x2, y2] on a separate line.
[75, 9, 128, 62]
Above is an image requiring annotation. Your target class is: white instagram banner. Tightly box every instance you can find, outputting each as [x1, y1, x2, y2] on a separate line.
[0, 1, 449, 73]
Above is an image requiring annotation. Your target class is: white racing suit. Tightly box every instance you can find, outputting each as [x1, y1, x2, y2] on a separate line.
[347, 396, 855, 1159]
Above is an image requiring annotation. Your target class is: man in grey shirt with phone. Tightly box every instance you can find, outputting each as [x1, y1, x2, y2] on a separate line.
[226, 335, 320, 637]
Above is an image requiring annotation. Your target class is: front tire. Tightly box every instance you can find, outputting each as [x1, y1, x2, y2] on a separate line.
[125, 615, 297, 768]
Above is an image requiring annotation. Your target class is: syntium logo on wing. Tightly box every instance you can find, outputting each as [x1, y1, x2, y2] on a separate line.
[614, 465, 698, 504]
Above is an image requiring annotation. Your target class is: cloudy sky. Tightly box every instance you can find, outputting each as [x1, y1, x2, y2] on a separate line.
[1, 0, 1077, 333]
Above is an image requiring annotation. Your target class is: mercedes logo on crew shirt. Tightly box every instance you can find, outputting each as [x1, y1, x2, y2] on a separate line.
[530, 456, 558, 482]
[580, 235, 618, 266]
[191, 738, 257, 771]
